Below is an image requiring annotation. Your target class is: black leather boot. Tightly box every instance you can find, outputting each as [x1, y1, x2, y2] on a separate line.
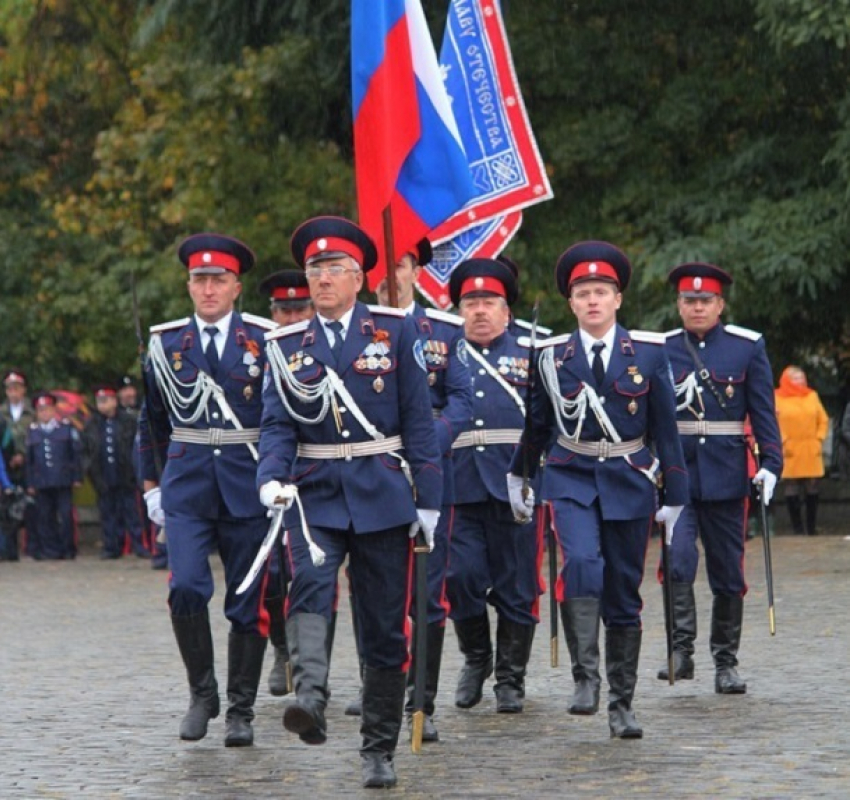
[224, 631, 267, 747]
[560, 598, 601, 715]
[283, 613, 330, 744]
[711, 595, 747, 694]
[785, 496, 804, 534]
[805, 494, 819, 536]
[493, 617, 535, 713]
[453, 612, 493, 708]
[325, 609, 337, 700]
[405, 622, 446, 741]
[171, 610, 220, 741]
[360, 666, 406, 788]
[606, 627, 643, 739]
[657, 583, 697, 681]
[265, 591, 291, 697]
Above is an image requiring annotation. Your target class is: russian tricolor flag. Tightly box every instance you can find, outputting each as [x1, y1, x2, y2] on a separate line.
[352, 0, 474, 289]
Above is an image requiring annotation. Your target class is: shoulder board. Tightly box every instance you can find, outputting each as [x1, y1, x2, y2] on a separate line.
[664, 328, 683, 340]
[516, 336, 532, 349]
[725, 323, 762, 342]
[241, 312, 276, 331]
[424, 308, 464, 327]
[266, 319, 310, 342]
[150, 317, 190, 335]
[513, 318, 554, 337]
[539, 332, 572, 349]
[630, 330, 666, 345]
[367, 305, 406, 318]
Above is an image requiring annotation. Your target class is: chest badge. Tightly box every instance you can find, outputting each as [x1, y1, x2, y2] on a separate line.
[628, 399, 638, 415]
[248, 364, 261, 378]
[373, 376, 385, 394]
[725, 383, 735, 398]
[243, 385, 254, 401]
[427, 371, 437, 386]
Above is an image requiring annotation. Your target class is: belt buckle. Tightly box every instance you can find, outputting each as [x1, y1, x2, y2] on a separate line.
[339, 442, 352, 460]
[209, 429, 223, 446]
[598, 440, 611, 459]
[473, 430, 487, 446]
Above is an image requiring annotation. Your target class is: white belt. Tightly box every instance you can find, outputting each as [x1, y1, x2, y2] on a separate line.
[297, 434, 404, 460]
[453, 428, 523, 449]
[677, 420, 746, 436]
[557, 436, 645, 458]
[171, 427, 260, 445]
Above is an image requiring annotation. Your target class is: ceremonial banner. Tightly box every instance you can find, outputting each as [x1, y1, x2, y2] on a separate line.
[352, 0, 474, 289]
[418, 0, 553, 308]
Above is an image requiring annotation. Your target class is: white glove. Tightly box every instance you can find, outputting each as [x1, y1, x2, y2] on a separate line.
[655, 505, 684, 546]
[409, 509, 440, 551]
[753, 468, 777, 506]
[143, 487, 165, 527]
[259, 480, 297, 511]
[507, 473, 534, 523]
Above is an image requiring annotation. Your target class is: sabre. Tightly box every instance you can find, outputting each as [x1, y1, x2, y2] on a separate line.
[409, 529, 429, 754]
[658, 487, 676, 686]
[755, 445, 776, 635]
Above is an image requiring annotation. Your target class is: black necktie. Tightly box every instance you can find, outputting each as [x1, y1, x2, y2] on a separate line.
[591, 341, 606, 386]
[326, 320, 344, 361]
[204, 325, 220, 374]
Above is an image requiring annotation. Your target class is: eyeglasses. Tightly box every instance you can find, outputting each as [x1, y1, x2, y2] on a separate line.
[305, 265, 360, 280]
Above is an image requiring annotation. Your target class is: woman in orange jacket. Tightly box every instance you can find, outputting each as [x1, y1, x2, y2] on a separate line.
[774, 366, 829, 534]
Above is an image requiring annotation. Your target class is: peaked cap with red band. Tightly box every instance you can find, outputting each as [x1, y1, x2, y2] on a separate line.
[555, 240, 632, 297]
[3, 369, 27, 386]
[93, 384, 117, 399]
[178, 233, 255, 275]
[258, 269, 312, 304]
[290, 216, 378, 273]
[33, 391, 57, 408]
[449, 257, 518, 308]
[668, 262, 732, 297]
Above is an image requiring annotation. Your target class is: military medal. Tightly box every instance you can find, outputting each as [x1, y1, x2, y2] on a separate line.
[248, 365, 260, 377]
[373, 376, 385, 393]
[244, 385, 254, 400]
[725, 383, 735, 398]
[304, 356, 314, 366]
[243, 351, 256, 366]
[628, 399, 638, 415]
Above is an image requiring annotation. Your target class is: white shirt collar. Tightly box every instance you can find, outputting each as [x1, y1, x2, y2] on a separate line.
[195, 311, 233, 345]
[317, 306, 356, 339]
[580, 324, 616, 357]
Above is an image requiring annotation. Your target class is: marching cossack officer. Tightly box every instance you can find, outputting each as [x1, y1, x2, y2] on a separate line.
[138, 233, 275, 747]
[446, 258, 542, 716]
[659, 262, 782, 693]
[508, 241, 688, 739]
[256, 216, 442, 789]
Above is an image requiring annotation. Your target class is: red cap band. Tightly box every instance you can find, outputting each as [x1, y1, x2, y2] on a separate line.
[187, 250, 241, 273]
[460, 276, 507, 298]
[678, 276, 722, 295]
[36, 395, 55, 408]
[305, 236, 364, 266]
[272, 285, 311, 300]
[569, 261, 619, 286]
[95, 389, 117, 398]
[4, 372, 25, 385]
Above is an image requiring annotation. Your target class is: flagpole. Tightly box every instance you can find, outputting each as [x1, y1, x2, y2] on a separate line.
[381, 205, 400, 308]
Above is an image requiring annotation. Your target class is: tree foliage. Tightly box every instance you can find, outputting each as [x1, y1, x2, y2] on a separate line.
[1, 0, 850, 403]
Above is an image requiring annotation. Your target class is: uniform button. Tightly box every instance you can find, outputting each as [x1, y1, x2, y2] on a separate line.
[476, 391, 484, 398]
[213, 448, 222, 456]
[342, 430, 351, 438]
[475, 419, 484, 427]
[699, 341, 706, 349]
[482, 348, 490, 356]
[345, 455, 353, 462]
[697, 386, 704, 394]
[478, 368, 486, 375]
[598, 457, 605, 462]
[107, 447, 114, 453]
[599, 396, 606, 404]
[697, 412, 704, 420]
[212, 412, 220, 420]
[699, 437, 706, 445]
[339, 407, 347, 414]
[107, 457, 115, 464]
[476, 446, 485, 452]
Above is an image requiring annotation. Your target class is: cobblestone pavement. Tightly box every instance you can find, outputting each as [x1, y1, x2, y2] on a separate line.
[1, 533, 848, 799]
